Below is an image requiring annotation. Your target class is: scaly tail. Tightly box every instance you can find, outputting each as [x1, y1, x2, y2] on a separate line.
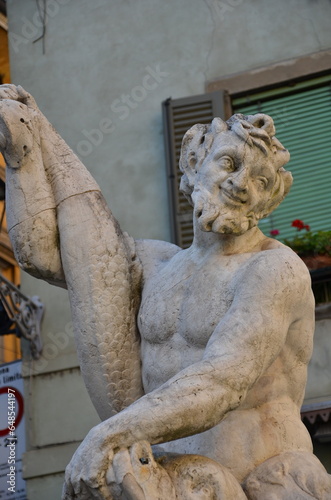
[0, 95, 144, 419]
[0, 98, 64, 285]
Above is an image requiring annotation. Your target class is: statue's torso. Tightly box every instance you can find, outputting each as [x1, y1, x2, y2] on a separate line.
[138, 247, 242, 388]
[136, 240, 313, 480]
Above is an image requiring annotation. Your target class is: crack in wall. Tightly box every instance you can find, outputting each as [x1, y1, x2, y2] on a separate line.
[202, 0, 218, 84]
[298, 9, 323, 51]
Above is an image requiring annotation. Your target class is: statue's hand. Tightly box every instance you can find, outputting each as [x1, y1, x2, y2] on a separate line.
[61, 421, 119, 500]
[61, 420, 175, 500]
[61, 418, 249, 500]
[0, 84, 38, 110]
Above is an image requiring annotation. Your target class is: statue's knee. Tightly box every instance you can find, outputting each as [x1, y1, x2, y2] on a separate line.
[243, 451, 331, 500]
[157, 452, 247, 499]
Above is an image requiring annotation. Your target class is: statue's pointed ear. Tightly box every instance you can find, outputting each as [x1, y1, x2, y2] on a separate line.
[179, 119, 227, 178]
[200, 117, 227, 152]
[180, 124, 206, 175]
[179, 124, 208, 202]
[211, 117, 228, 135]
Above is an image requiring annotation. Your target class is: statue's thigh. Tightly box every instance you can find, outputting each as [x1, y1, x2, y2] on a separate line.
[243, 450, 331, 500]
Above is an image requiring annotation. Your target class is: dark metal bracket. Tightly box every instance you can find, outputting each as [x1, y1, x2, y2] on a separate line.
[0, 274, 44, 359]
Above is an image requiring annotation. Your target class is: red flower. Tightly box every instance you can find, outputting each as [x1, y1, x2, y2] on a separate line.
[304, 225, 310, 231]
[270, 229, 279, 236]
[292, 219, 305, 230]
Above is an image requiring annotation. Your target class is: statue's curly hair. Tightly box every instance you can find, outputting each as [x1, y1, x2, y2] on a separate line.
[179, 114, 292, 219]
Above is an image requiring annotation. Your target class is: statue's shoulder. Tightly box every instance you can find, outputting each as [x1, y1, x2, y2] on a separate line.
[233, 244, 314, 323]
[134, 238, 182, 271]
[243, 240, 312, 291]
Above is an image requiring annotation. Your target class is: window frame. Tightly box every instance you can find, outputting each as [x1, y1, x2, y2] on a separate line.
[206, 49, 331, 104]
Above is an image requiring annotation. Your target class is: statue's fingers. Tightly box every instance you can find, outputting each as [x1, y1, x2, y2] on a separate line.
[112, 448, 134, 484]
[62, 474, 115, 500]
[62, 463, 75, 499]
[0, 84, 37, 110]
[72, 481, 93, 500]
[129, 441, 154, 481]
[61, 480, 75, 500]
[81, 481, 115, 500]
[16, 85, 28, 95]
[121, 475, 146, 500]
[112, 448, 146, 500]
[17, 85, 38, 109]
[130, 441, 154, 462]
[0, 85, 20, 100]
[0, 84, 18, 92]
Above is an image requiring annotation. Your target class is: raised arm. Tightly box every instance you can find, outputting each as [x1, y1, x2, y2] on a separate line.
[62, 249, 314, 497]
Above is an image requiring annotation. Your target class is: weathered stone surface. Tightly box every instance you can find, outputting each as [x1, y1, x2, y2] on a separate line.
[243, 451, 331, 500]
[0, 84, 330, 499]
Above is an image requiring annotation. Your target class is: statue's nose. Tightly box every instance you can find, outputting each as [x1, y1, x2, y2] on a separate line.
[228, 169, 249, 194]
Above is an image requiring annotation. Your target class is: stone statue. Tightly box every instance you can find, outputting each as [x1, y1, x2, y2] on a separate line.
[0, 84, 330, 500]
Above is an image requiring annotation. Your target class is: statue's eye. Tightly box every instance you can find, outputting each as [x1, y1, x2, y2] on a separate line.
[257, 177, 268, 189]
[219, 156, 234, 172]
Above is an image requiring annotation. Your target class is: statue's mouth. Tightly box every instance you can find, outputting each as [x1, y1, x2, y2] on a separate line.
[222, 189, 247, 205]
[195, 201, 254, 235]
[193, 188, 252, 234]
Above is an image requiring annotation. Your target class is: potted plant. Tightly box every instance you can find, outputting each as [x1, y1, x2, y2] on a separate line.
[271, 220, 331, 270]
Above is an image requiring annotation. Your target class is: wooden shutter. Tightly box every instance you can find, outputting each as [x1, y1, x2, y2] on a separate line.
[232, 75, 331, 241]
[163, 91, 225, 248]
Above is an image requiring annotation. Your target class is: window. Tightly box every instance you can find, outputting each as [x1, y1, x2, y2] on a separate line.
[231, 74, 331, 240]
[231, 74, 331, 306]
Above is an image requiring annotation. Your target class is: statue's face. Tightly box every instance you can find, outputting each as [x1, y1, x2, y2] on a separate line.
[192, 132, 277, 235]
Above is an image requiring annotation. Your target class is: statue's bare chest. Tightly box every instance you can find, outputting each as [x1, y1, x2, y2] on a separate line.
[138, 253, 242, 348]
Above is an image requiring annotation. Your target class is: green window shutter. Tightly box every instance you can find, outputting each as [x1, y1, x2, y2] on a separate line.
[163, 91, 225, 247]
[232, 75, 331, 240]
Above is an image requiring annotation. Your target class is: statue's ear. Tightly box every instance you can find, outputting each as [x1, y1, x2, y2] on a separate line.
[179, 123, 207, 182]
[210, 117, 228, 135]
[260, 169, 293, 219]
[178, 124, 207, 205]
